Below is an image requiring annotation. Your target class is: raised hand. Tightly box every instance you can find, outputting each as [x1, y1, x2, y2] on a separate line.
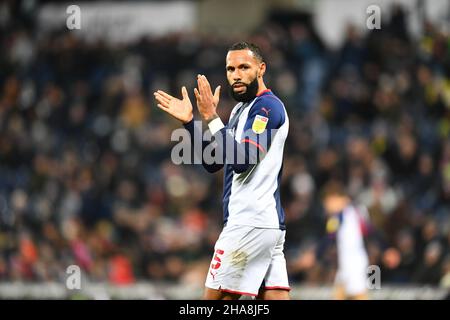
[194, 74, 221, 122]
[154, 86, 193, 124]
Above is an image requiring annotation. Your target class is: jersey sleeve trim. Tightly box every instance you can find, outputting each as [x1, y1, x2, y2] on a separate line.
[208, 117, 225, 135]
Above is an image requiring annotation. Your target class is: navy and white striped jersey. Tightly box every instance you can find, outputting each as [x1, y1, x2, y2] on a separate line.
[184, 90, 289, 230]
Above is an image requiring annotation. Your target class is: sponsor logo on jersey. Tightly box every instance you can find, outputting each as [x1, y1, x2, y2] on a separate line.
[252, 115, 268, 134]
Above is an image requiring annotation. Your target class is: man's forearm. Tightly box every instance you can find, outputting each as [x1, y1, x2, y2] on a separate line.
[183, 119, 224, 173]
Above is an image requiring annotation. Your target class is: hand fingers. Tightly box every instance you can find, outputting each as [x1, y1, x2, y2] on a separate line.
[157, 103, 167, 110]
[197, 75, 206, 95]
[154, 91, 169, 101]
[197, 74, 212, 96]
[154, 92, 170, 106]
[154, 93, 169, 105]
[157, 103, 171, 114]
[181, 86, 189, 100]
[194, 87, 200, 101]
[199, 75, 211, 91]
[157, 103, 178, 119]
[202, 75, 212, 92]
[213, 85, 221, 100]
[196, 75, 205, 95]
[156, 90, 175, 101]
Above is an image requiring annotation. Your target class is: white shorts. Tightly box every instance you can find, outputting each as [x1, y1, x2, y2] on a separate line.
[335, 262, 368, 296]
[205, 224, 290, 297]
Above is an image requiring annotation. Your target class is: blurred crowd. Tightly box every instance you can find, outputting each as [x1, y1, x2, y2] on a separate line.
[0, 1, 449, 291]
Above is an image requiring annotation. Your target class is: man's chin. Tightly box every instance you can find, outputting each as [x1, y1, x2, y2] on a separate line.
[233, 88, 247, 95]
[235, 93, 248, 100]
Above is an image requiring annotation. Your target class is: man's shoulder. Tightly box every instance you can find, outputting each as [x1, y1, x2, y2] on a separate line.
[252, 91, 286, 116]
[256, 91, 284, 105]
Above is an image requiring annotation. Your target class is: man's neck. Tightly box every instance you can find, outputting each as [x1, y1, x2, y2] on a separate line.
[257, 82, 268, 95]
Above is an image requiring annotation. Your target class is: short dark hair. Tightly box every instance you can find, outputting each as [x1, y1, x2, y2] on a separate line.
[228, 41, 264, 62]
[321, 180, 348, 200]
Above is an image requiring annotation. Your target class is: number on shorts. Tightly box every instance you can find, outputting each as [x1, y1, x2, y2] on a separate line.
[211, 249, 224, 270]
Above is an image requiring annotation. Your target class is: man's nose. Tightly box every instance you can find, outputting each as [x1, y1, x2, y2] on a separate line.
[232, 69, 243, 81]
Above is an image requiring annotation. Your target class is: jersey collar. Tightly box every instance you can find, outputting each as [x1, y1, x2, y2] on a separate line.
[256, 89, 271, 97]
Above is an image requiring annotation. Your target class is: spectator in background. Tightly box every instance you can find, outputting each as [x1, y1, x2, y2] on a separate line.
[413, 241, 444, 285]
[321, 181, 370, 300]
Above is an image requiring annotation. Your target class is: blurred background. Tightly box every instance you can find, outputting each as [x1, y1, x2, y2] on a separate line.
[0, 0, 449, 299]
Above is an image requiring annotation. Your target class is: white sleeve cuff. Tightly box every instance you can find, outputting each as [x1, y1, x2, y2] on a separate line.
[208, 117, 225, 135]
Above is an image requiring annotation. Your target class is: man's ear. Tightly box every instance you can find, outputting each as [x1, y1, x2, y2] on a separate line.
[259, 62, 266, 77]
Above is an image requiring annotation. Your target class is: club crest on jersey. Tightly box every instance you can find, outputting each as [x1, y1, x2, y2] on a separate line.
[252, 115, 268, 134]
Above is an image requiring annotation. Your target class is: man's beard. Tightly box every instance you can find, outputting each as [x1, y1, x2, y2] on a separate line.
[229, 76, 259, 102]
